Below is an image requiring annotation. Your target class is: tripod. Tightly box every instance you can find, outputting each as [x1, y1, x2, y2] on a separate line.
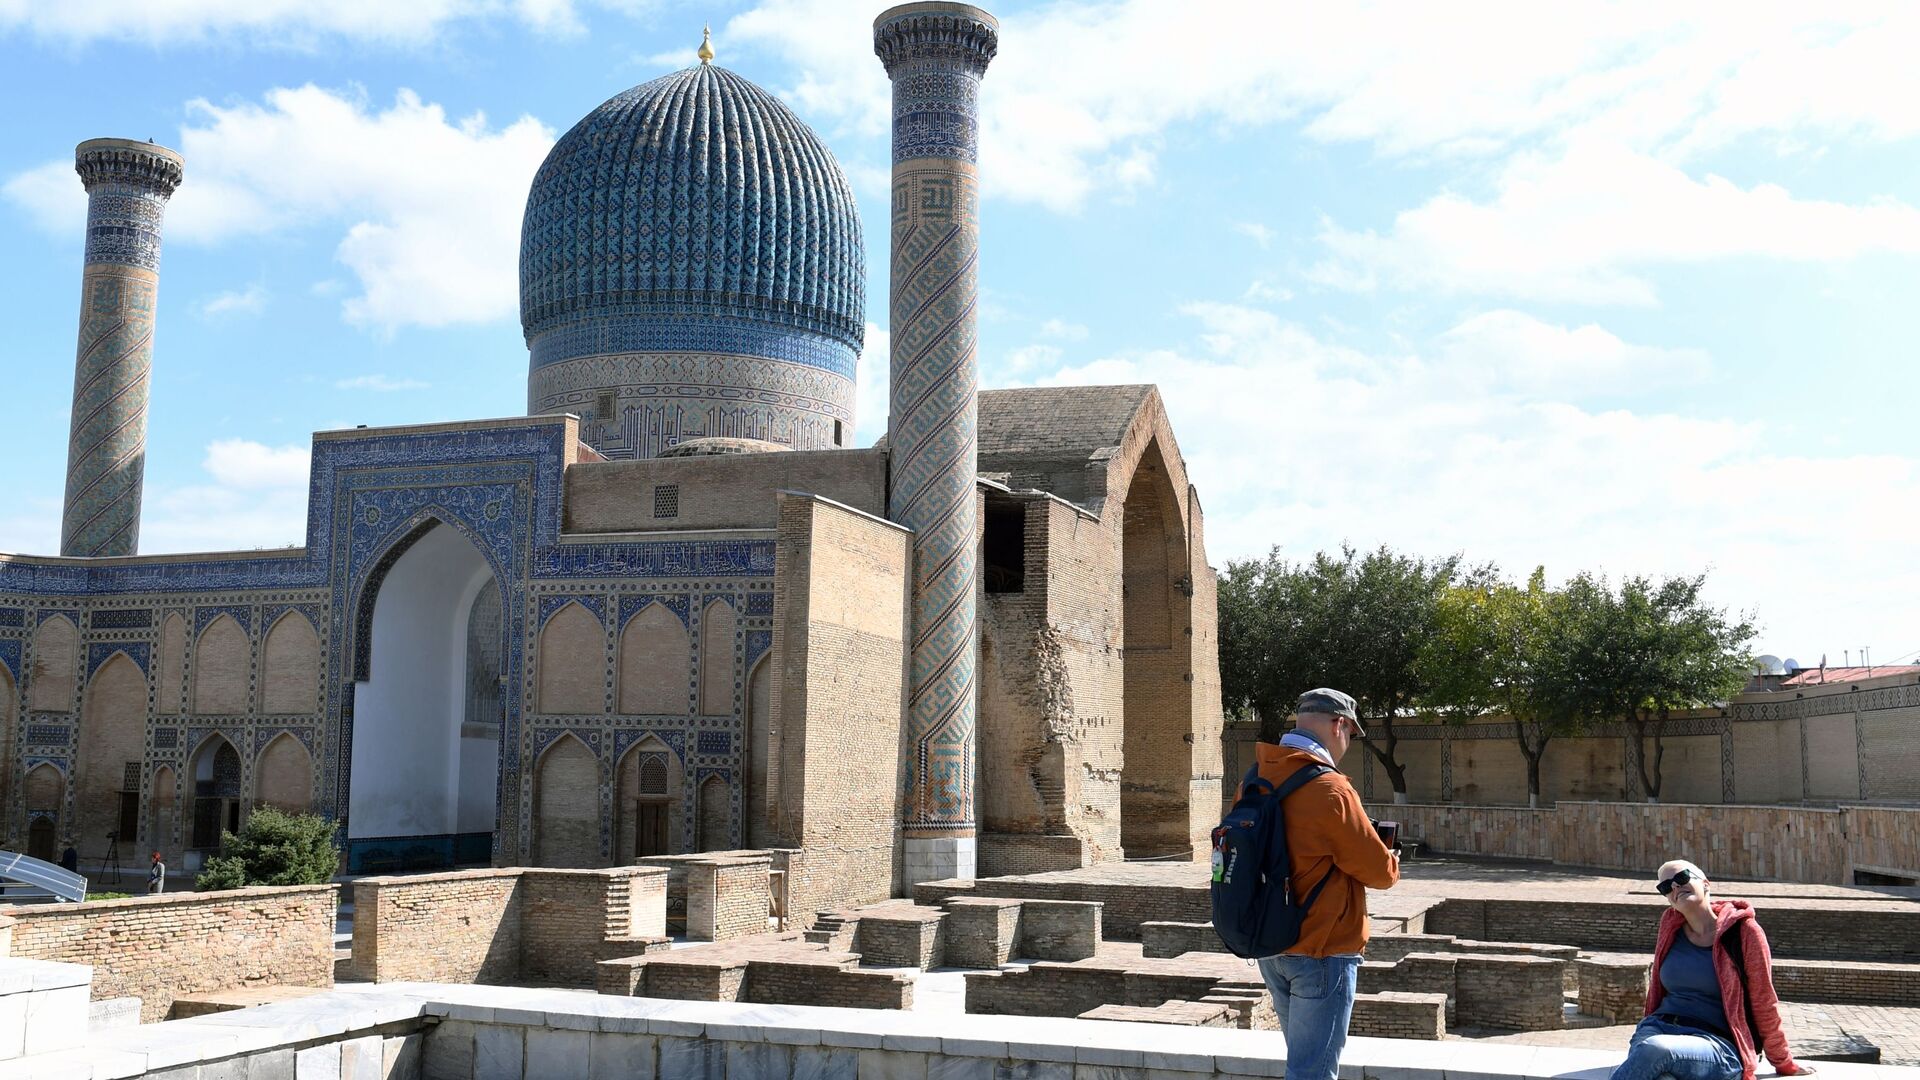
[102, 831, 124, 885]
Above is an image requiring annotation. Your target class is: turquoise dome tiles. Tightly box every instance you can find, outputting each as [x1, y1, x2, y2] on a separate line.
[519, 63, 865, 373]
[520, 63, 864, 458]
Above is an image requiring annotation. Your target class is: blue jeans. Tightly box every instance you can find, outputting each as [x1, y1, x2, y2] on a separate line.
[1609, 1016, 1741, 1080]
[1255, 953, 1361, 1080]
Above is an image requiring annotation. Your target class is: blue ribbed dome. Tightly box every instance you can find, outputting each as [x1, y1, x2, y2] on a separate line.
[518, 63, 865, 359]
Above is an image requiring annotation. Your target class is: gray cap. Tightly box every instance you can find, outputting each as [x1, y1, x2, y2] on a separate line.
[1296, 688, 1364, 737]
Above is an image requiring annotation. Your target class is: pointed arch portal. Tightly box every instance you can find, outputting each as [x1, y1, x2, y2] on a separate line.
[346, 521, 502, 871]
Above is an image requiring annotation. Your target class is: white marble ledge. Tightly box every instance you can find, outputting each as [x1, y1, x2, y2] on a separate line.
[0, 983, 1913, 1079]
[0, 957, 91, 995]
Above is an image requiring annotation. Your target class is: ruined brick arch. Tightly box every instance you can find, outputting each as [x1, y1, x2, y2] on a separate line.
[698, 599, 736, 715]
[618, 603, 689, 715]
[255, 733, 314, 814]
[156, 614, 186, 715]
[74, 652, 148, 860]
[537, 603, 604, 715]
[1118, 434, 1197, 860]
[28, 614, 77, 713]
[149, 764, 177, 854]
[533, 733, 601, 867]
[192, 615, 250, 715]
[744, 654, 773, 847]
[616, 735, 684, 858]
[697, 773, 731, 852]
[260, 612, 321, 716]
[24, 762, 65, 862]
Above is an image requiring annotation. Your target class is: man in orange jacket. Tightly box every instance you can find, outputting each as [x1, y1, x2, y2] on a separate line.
[1248, 688, 1400, 1080]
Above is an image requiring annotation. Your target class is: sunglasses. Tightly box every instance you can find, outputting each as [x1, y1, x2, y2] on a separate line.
[1656, 868, 1697, 897]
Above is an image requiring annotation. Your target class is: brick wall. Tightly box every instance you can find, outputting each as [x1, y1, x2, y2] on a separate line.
[1139, 921, 1222, 959]
[1016, 900, 1101, 961]
[942, 899, 1021, 969]
[4, 884, 335, 1022]
[352, 866, 667, 987]
[1454, 954, 1564, 1032]
[686, 857, 770, 942]
[926, 874, 1206, 941]
[1350, 992, 1446, 1040]
[1362, 804, 1555, 861]
[769, 494, 909, 911]
[965, 965, 1126, 1019]
[1430, 897, 1920, 962]
[855, 910, 946, 968]
[1575, 955, 1648, 1022]
[1847, 806, 1920, 881]
[1554, 802, 1848, 883]
[745, 959, 914, 1010]
[1770, 959, 1920, 1007]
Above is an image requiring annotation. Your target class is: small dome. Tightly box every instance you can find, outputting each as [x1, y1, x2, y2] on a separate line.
[520, 62, 865, 358]
[658, 437, 793, 457]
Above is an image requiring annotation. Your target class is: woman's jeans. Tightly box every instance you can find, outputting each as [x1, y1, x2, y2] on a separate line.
[1255, 953, 1361, 1080]
[1609, 1016, 1742, 1080]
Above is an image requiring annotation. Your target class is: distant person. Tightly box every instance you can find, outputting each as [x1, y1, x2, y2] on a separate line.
[1245, 688, 1400, 1080]
[148, 852, 166, 895]
[58, 842, 78, 874]
[1609, 858, 1814, 1080]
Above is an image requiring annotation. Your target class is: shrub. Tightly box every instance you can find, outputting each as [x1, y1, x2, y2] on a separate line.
[193, 807, 340, 891]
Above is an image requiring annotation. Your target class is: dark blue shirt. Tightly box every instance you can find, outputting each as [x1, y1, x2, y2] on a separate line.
[1659, 935, 1727, 1033]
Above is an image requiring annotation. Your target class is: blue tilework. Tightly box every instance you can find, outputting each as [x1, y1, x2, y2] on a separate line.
[0, 607, 22, 627]
[519, 64, 865, 356]
[528, 319, 856, 378]
[538, 594, 605, 628]
[0, 641, 18, 679]
[874, 9, 998, 164]
[26, 724, 70, 745]
[194, 605, 251, 636]
[744, 593, 773, 616]
[696, 730, 730, 755]
[86, 641, 149, 679]
[620, 593, 690, 629]
[262, 603, 320, 634]
[745, 630, 771, 668]
[88, 607, 153, 629]
[613, 728, 685, 761]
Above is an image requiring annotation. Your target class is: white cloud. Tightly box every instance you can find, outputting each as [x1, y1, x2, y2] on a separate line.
[1038, 318, 1088, 342]
[0, 0, 647, 46]
[335, 374, 429, 392]
[1435, 309, 1709, 395]
[196, 284, 269, 320]
[1019, 302, 1917, 655]
[1315, 142, 1920, 304]
[1235, 222, 1275, 249]
[3, 85, 554, 332]
[137, 439, 312, 553]
[1243, 279, 1293, 304]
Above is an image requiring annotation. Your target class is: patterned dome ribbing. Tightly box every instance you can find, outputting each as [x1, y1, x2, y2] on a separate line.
[519, 63, 865, 357]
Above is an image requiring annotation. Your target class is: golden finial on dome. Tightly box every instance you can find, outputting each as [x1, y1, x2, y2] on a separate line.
[698, 24, 715, 65]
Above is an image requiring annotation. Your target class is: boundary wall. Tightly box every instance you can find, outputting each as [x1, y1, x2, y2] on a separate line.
[0, 883, 335, 1021]
[351, 866, 667, 986]
[1355, 801, 1920, 885]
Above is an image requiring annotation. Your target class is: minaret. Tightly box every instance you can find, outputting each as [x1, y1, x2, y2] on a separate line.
[874, 2, 997, 885]
[60, 139, 183, 558]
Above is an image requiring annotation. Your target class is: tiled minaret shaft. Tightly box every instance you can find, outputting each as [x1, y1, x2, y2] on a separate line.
[60, 139, 183, 558]
[875, 2, 997, 885]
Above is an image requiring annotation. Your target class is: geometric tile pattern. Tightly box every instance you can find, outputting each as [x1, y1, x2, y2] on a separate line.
[60, 140, 183, 559]
[876, 5, 998, 835]
[530, 349, 855, 459]
[520, 61, 864, 459]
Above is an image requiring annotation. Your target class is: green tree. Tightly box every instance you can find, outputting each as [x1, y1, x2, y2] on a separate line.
[1218, 543, 1465, 803]
[193, 806, 340, 891]
[1421, 567, 1578, 808]
[1555, 573, 1755, 803]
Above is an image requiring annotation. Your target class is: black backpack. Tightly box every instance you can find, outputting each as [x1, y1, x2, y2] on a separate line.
[1210, 760, 1334, 959]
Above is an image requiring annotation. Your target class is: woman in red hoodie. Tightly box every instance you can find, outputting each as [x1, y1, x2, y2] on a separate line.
[1609, 858, 1813, 1080]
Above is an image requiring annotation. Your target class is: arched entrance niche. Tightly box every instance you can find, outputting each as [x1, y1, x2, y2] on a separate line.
[24, 763, 64, 862]
[348, 520, 502, 871]
[74, 652, 147, 860]
[0, 666, 15, 819]
[189, 736, 243, 854]
[533, 733, 599, 867]
[615, 736, 683, 859]
[744, 655, 773, 847]
[697, 774, 731, 851]
[1118, 437, 1194, 859]
[256, 733, 314, 813]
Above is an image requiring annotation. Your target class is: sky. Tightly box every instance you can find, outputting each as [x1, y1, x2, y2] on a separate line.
[1, 1, 1916, 666]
